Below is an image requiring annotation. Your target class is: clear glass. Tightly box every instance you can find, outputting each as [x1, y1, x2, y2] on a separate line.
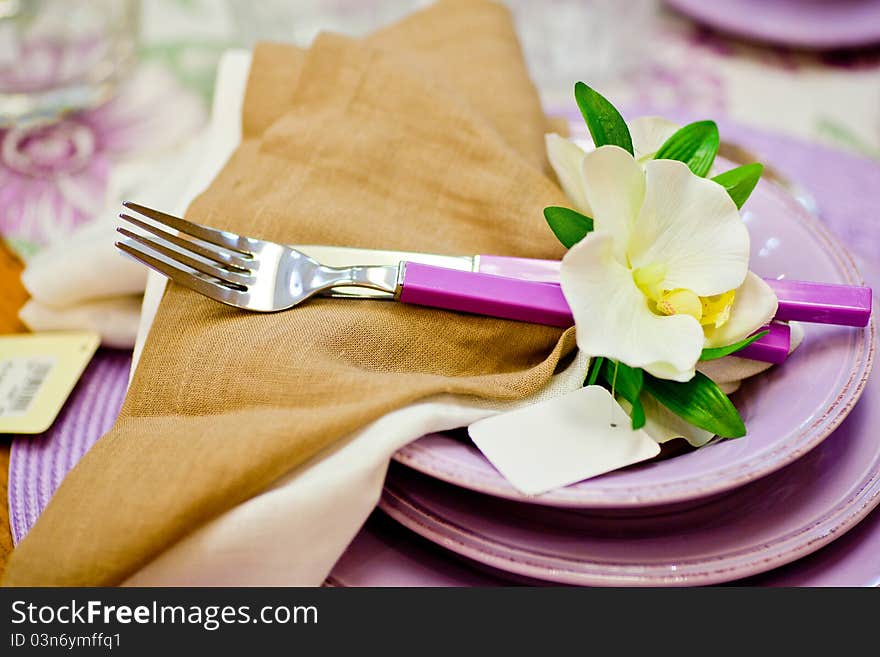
[0, 0, 140, 125]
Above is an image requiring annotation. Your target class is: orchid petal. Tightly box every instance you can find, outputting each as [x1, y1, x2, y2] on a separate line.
[642, 359, 698, 382]
[628, 159, 749, 297]
[703, 272, 778, 348]
[580, 145, 645, 262]
[791, 320, 805, 349]
[697, 356, 771, 384]
[561, 232, 704, 382]
[545, 133, 592, 215]
[630, 116, 680, 162]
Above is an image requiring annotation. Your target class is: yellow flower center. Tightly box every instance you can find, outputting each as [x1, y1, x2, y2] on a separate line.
[657, 289, 703, 321]
[633, 263, 736, 327]
[699, 289, 736, 328]
[632, 262, 667, 300]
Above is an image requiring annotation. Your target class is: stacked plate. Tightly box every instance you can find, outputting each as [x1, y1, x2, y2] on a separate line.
[329, 153, 879, 587]
[664, 0, 880, 51]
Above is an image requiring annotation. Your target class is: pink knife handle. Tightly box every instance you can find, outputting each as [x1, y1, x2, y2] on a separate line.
[399, 263, 790, 363]
[477, 255, 872, 327]
[399, 262, 572, 327]
[763, 278, 872, 327]
[477, 255, 562, 283]
[736, 323, 790, 364]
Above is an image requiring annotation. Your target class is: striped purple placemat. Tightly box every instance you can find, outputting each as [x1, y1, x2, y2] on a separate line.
[8, 349, 131, 544]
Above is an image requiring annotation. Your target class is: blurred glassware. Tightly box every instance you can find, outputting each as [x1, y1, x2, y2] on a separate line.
[226, 0, 425, 48]
[225, 0, 656, 104]
[0, 0, 140, 126]
[503, 0, 658, 104]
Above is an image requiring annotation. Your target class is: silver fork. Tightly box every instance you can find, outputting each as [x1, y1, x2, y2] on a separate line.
[116, 202, 403, 312]
[115, 201, 576, 328]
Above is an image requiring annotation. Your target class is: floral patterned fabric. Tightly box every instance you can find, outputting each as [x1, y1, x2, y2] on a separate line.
[0, 65, 204, 257]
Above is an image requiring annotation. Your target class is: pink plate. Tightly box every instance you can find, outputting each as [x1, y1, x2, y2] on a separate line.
[664, 0, 880, 50]
[375, 352, 880, 586]
[393, 178, 874, 509]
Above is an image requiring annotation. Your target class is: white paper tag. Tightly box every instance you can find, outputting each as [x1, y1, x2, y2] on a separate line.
[468, 385, 660, 496]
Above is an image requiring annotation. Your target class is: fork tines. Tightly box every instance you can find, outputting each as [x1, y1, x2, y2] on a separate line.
[116, 201, 254, 303]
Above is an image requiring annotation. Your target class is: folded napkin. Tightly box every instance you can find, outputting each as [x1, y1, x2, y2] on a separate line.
[20, 219, 147, 308]
[18, 296, 143, 349]
[3, 0, 579, 586]
[18, 215, 146, 347]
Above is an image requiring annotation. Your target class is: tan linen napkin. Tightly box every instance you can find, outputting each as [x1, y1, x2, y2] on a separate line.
[3, 0, 573, 586]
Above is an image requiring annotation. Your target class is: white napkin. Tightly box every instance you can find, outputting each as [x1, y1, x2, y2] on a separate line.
[21, 218, 147, 307]
[18, 216, 146, 347]
[18, 296, 144, 349]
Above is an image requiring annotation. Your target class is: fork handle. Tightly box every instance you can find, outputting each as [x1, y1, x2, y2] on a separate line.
[398, 262, 790, 363]
[399, 262, 573, 327]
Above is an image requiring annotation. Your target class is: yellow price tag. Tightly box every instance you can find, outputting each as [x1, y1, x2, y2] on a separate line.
[0, 331, 100, 434]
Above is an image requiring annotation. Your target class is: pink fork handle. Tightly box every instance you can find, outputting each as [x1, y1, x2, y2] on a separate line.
[398, 262, 790, 364]
[477, 255, 872, 328]
[400, 262, 572, 328]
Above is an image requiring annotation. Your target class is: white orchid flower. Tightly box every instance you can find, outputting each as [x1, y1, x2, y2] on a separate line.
[546, 117, 777, 381]
[559, 145, 755, 382]
[545, 116, 680, 216]
[546, 112, 786, 450]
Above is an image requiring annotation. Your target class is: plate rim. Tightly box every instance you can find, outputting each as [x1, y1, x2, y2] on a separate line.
[378, 456, 880, 586]
[393, 180, 876, 508]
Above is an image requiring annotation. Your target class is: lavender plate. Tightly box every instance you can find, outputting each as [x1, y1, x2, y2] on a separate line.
[329, 499, 880, 587]
[327, 513, 537, 587]
[377, 351, 880, 586]
[394, 178, 874, 509]
[664, 0, 880, 50]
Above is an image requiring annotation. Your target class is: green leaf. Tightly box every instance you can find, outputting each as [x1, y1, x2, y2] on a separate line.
[601, 360, 646, 430]
[643, 371, 746, 438]
[585, 356, 605, 386]
[543, 206, 594, 248]
[712, 163, 763, 209]
[573, 82, 634, 155]
[699, 329, 770, 361]
[654, 120, 720, 177]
